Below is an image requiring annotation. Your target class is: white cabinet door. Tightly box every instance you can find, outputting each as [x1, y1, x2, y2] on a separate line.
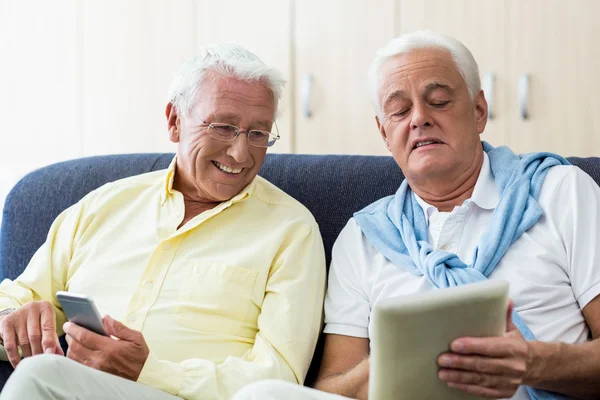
[507, 0, 600, 156]
[396, 0, 508, 148]
[80, 0, 196, 156]
[294, 0, 395, 155]
[196, 0, 293, 153]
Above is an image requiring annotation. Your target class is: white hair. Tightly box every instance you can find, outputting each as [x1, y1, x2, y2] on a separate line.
[368, 30, 481, 116]
[168, 43, 286, 117]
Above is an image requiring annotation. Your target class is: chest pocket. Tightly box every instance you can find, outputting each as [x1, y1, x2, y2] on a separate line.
[171, 263, 258, 337]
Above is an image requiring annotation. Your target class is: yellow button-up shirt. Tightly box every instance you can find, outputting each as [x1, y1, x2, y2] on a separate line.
[0, 158, 326, 400]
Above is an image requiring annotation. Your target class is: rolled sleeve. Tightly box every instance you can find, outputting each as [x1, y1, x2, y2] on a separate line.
[554, 168, 600, 310]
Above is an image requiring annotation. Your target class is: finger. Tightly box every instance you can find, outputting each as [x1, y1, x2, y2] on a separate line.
[39, 303, 58, 354]
[450, 336, 524, 357]
[438, 353, 526, 377]
[506, 300, 517, 331]
[439, 368, 521, 389]
[63, 322, 106, 351]
[446, 381, 513, 399]
[66, 340, 81, 363]
[103, 316, 114, 337]
[66, 339, 93, 368]
[26, 312, 43, 355]
[2, 328, 21, 368]
[15, 323, 31, 359]
[104, 316, 138, 342]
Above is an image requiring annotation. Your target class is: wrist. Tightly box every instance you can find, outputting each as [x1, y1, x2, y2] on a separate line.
[524, 340, 562, 386]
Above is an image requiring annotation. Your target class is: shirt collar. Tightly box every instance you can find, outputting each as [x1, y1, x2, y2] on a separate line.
[470, 151, 499, 210]
[413, 151, 499, 222]
[160, 155, 256, 205]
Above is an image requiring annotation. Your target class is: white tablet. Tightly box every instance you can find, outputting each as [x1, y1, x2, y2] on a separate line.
[369, 280, 509, 400]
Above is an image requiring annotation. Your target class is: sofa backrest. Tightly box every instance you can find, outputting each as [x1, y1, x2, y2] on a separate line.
[0, 153, 407, 280]
[2, 152, 600, 384]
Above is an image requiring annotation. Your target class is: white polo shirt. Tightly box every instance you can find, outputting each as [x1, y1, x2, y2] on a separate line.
[324, 153, 600, 400]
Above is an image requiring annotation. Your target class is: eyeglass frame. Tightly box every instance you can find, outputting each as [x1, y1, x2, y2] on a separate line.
[198, 120, 281, 148]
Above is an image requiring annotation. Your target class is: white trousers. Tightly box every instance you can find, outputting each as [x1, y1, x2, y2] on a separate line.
[0, 354, 181, 400]
[232, 380, 352, 400]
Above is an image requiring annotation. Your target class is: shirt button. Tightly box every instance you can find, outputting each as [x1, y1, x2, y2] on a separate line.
[163, 243, 170, 250]
[144, 281, 154, 289]
[440, 244, 450, 251]
[129, 316, 137, 322]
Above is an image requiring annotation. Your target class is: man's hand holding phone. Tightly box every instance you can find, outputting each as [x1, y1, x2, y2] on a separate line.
[63, 315, 150, 380]
[57, 292, 150, 381]
[0, 301, 64, 368]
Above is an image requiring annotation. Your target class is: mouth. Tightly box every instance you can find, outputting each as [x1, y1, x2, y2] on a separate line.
[212, 161, 244, 175]
[412, 139, 444, 150]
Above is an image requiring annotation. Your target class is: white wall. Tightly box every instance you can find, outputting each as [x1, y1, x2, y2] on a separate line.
[0, 0, 292, 214]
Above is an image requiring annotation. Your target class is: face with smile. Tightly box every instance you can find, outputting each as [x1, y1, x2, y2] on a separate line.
[376, 48, 488, 185]
[166, 73, 276, 203]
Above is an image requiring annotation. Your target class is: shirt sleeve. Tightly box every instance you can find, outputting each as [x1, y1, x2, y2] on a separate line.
[137, 222, 326, 400]
[550, 167, 600, 309]
[0, 201, 85, 360]
[323, 218, 371, 338]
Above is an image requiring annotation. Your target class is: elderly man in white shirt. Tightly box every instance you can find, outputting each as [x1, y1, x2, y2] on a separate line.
[233, 31, 600, 400]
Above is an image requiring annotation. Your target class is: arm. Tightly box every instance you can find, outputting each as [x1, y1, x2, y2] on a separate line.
[438, 297, 600, 399]
[0, 202, 85, 362]
[314, 334, 370, 399]
[524, 295, 600, 399]
[439, 168, 600, 398]
[513, 167, 600, 398]
[313, 219, 373, 398]
[135, 224, 326, 400]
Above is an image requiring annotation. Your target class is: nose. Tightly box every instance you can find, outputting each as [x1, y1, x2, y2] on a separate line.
[410, 101, 433, 130]
[225, 132, 251, 163]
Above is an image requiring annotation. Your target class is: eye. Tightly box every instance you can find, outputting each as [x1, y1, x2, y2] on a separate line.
[248, 130, 270, 142]
[431, 101, 450, 108]
[211, 124, 237, 136]
[392, 108, 410, 118]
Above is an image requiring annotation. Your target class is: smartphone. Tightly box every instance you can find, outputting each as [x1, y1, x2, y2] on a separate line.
[56, 291, 108, 336]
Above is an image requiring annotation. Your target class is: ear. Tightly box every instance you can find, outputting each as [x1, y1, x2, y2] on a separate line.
[474, 90, 488, 136]
[166, 103, 180, 143]
[376, 115, 391, 152]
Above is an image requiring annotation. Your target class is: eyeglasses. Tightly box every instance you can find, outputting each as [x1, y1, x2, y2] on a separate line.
[200, 121, 280, 148]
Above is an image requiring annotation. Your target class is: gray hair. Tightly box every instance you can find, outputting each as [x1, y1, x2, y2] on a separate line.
[368, 30, 481, 116]
[168, 43, 286, 118]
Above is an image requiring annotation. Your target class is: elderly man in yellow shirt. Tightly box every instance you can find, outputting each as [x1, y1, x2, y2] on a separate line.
[0, 43, 326, 400]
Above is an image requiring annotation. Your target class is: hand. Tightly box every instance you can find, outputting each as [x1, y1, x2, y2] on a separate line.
[437, 301, 533, 398]
[0, 301, 64, 368]
[64, 315, 149, 380]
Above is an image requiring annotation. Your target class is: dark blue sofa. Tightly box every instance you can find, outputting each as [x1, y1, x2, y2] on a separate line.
[1, 152, 600, 387]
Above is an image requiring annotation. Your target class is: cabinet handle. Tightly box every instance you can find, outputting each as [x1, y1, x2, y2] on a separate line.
[482, 72, 495, 120]
[301, 74, 313, 118]
[519, 73, 530, 120]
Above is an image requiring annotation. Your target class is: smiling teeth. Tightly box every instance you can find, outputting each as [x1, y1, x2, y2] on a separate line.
[415, 140, 438, 148]
[214, 161, 243, 174]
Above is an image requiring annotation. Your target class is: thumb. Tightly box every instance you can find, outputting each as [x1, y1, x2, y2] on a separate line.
[506, 300, 517, 332]
[103, 315, 138, 341]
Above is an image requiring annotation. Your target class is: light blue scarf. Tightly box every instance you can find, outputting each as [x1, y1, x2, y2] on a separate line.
[354, 142, 569, 400]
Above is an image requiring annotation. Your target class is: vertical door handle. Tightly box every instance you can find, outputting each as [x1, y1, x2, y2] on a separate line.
[301, 74, 313, 119]
[482, 72, 495, 120]
[519, 73, 530, 120]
